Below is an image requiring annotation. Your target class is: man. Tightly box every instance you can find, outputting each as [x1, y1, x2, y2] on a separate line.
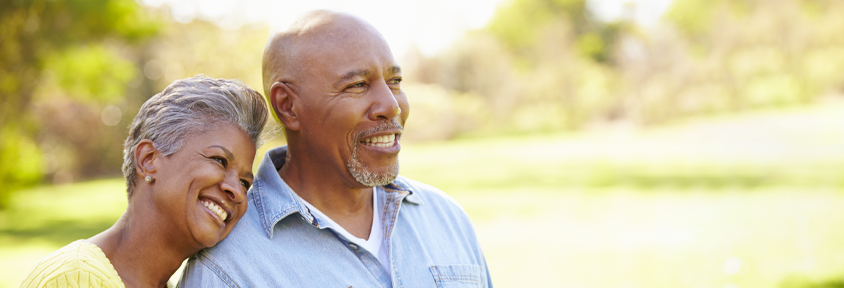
[180, 10, 491, 287]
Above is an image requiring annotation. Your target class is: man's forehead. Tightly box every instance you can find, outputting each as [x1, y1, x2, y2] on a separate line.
[296, 24, 396, 74]
[264, 11, 398, 85]
[289, 12, 379, 45]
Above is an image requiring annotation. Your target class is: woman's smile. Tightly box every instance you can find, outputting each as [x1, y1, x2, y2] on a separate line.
[200, 197, 230, 223]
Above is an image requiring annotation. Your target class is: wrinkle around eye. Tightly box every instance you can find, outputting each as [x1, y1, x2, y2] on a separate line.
[211, 156, 227, 168]
[344, 83, 367, 93]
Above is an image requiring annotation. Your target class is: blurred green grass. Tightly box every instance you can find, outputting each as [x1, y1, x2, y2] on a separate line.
[3, 102, 844, 287]
[0, 179, 127, 287]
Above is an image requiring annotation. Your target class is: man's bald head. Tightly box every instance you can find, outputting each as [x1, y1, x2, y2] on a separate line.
[261, 10, 391, 122]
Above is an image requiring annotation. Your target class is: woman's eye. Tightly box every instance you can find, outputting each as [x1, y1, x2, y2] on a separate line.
[240, 180, 250, 189]
[212, 157, 227, 167]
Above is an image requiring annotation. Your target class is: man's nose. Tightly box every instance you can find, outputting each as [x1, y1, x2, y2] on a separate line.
[368, 80, 401, 121]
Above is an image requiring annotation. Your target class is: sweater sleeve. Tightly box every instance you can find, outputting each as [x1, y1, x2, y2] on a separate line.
[22, 268, 120, 288]
[20, 241, 124, 288]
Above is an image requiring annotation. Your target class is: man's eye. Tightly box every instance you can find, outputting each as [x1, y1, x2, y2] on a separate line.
[389, 78, 402, 84]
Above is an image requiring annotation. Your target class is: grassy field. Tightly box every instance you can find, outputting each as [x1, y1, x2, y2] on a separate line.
[2, 101, 844, 287]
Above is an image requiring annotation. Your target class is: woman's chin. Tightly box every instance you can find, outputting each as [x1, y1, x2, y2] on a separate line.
[189, 225, 227, 248]
[196, 234, 225, 249]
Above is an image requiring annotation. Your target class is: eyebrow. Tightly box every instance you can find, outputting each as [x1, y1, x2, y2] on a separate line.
[337, 69, 371, 86]
[208, 145, 254, 180]
[335, 66, 403, 86]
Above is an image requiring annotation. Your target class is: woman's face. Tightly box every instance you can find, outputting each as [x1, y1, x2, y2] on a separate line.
[153, 122, 256, 248]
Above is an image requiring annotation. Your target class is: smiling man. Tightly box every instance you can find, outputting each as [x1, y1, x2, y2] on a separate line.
[178, 10, 492, 288]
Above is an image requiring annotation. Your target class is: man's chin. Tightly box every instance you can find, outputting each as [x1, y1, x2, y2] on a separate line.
[348, 163, 399, 187]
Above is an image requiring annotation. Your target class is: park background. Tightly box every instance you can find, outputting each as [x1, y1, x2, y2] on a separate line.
[2, 0, 844, 287]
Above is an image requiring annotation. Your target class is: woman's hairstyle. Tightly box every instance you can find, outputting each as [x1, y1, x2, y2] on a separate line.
[122, 75, 271, 196]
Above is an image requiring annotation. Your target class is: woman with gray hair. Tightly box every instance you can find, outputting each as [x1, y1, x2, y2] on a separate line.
[21, 75, 271, 288]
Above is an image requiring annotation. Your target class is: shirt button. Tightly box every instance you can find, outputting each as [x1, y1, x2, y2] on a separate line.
[348, 243, 358, 250]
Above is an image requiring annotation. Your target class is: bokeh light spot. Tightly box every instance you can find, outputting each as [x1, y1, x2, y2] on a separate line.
[101, 105, 122, 126]
[144, 60, 164, 80]
[724, 256, 743, 275]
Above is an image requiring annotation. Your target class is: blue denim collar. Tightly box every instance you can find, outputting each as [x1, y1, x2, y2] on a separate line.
[250, 146, 422, 239]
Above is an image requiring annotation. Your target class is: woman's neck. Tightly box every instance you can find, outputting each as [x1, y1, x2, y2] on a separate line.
[88, 204, 199, 288]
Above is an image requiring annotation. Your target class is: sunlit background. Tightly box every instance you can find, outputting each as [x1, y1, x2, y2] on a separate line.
[2, 0, 844, 287]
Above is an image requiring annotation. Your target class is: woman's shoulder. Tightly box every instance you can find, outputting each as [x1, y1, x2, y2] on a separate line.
[20, 240, 125, 288]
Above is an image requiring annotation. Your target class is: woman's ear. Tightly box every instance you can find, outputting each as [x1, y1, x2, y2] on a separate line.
[134, 139, 158, 181]
[271, 82, 301, 132]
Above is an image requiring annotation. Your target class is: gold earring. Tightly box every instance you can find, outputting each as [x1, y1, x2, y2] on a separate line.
[144, 176, 152, 183]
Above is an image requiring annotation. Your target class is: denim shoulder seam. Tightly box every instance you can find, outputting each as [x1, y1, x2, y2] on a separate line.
[197, 251, 240, 288]
[252, 179, 272, 238]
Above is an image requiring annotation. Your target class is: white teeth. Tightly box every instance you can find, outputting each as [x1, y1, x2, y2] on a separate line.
[361, 134, 397, 147]
[202, 200, 227, 221]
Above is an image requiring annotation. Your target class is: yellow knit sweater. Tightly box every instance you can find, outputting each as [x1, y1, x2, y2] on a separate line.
[20, 240, 125, 288]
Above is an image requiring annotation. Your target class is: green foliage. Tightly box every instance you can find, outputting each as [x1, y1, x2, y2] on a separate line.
[487, 0, 588, 52]
[0, 127, 41, 208]
[664, 0, 753, 41]
[0, 0, 160, 208]
[663, 0, 719, 37]
[574, 32, 605, 62]
[44, 45, 137, 103]
[485, 0, 626, 64]
[779, 275, 844, 288]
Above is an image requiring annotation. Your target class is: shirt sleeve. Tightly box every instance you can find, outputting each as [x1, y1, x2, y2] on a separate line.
[177, 257, 236, 288]
[480, 251, 493, 288]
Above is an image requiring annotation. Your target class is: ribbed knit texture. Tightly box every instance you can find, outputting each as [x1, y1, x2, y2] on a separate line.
[20, 240, 125, 288]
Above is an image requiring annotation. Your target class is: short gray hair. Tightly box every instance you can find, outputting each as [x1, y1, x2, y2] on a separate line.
[122, 75, 271, 196]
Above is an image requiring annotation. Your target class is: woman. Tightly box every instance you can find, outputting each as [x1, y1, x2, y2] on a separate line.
[20, 75, 271, 288]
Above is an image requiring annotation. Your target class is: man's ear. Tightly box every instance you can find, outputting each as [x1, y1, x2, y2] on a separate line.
[270, 82, 301, 132]
[135, 139, 158, 180]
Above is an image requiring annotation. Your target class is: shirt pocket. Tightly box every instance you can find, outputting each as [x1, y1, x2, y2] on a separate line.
[429, 264, 483, 288]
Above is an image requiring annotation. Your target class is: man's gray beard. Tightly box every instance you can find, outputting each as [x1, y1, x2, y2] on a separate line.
[347, 142, 400, 187]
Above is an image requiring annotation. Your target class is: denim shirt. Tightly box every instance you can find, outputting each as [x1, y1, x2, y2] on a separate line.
[179, 146, 492, 288]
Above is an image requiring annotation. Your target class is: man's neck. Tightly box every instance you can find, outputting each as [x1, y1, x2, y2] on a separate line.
[278, 153, 375, 239]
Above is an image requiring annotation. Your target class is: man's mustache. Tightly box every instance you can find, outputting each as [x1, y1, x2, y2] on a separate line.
[354, 119, 403, 142]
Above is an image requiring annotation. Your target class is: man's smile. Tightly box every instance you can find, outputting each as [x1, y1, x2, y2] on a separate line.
[360, 133, 397, 148]
[353, 119, 404, 153]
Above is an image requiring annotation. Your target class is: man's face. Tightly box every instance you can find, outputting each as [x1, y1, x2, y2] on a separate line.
[294, 24, 410, 188]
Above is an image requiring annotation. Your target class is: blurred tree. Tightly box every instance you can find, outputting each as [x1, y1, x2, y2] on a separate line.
[409, 0, 844, 137]
[0, 0, 159, 208]
[487, 0, 627, 64]
[140, 19, 268, 96]
[664, 0, 751, 44]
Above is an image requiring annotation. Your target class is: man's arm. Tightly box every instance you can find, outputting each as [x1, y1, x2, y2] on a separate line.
[481, 250, 493, 288]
